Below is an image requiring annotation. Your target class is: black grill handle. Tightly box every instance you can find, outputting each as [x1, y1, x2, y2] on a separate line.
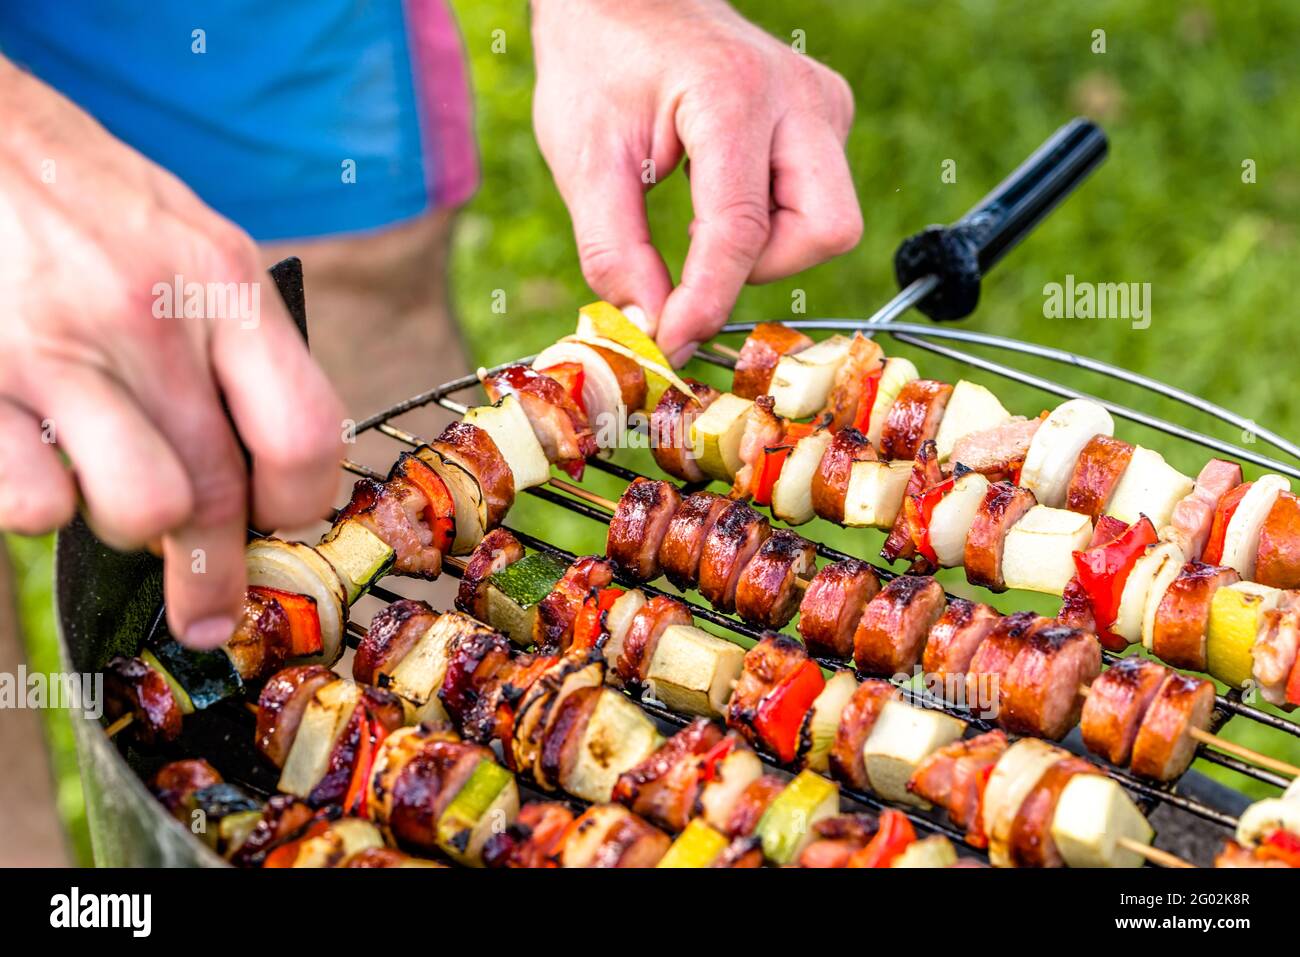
[894, 117, 1108, 321]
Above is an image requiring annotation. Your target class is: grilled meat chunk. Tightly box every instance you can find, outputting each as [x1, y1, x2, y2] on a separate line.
[1256, 491, 1300, 589]
[1064, 434, 1135, 521]
[827, 678, 899, 790]
[730, 395, 786, 500]
[612, 718, 727, 832]
[798, 558, 882, 659]
[1080, 657, 1169, 766]
[438, 622, 517, 739]
[965, 611, 1051, 718]
[432, 421, 515, 529]
[734, 529, 817, 628]
[454, 528, 526, 620]
[881, 440, 943, 564]
[533, 556, 615, 653]
[149, 759, 224, 814]
[227, 795, 317, 868]
[822, 332, 885, 432]
[557, 805, 671, 868]
[723, 774, 786, 838]
[1164, 458, 1243, 563]
[922, 598, 1002, 703]
[337, 475, 441, 578]
[964, 481, 1038, 592]
[104, 655, 183, 746]
[256, 665, 339, 767]
[611, 595, 693, 687]
[607, 478, 683, 582]
[697, 502, 772, 613]
[651, 379, 720, 483]
[853, 574, 946, 676]
[797, 814, 878, 867]
[727, 633, 813, 748]
[384, 735, 495, 853]
[812, 427, 877, 524]
[352, 598, 438, 685]
[1151, 561, 1240, 671]
[1129, 673, 1216, 781]
[482, 363, 597, 468]
[948, 414, 1043, 483]
[658, 490, 731, 591]
[1000, 625, 1101, 740]
[1057, 515, 1129, 631]
[225, 588, 293, 681]
[733, 322, 813, 399]
[880, 379, 953, 462]
[907, 730, 1008, 839]
[1009, 756, 1101, 868]
[483, 801, 575, 868]
[1254, 602, 1300, 707]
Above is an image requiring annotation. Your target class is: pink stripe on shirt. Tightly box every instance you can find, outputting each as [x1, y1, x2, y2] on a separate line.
[402, 0, 479, 208]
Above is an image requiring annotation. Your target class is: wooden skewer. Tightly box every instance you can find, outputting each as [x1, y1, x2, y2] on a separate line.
[105, 713, 134, 738]
[1121, 838, 1195, 868]
[707, 342, 742, 361]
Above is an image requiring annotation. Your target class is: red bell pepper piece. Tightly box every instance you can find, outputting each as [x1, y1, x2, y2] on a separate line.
[537, 362, 587, 418]
[1202, 482, 1252, 565]
[1257, 829, 1300, 867]
[847, 809, 916, 867]
[753, 659, 825, 764]
[261, 819, 331, 868]
[1286, 653, 1300, 708]
[570, 587, 625, 651]
[248, 585, 323, 657]
[850, 367, 884, 434]
[402, 457, 457, 555]
[1071, 516, 1158, 638]
[911, 475, 956, 565]
[751, 422, 815, 507]
[698, 736, 735, 783]
[968, 763, 995, 849]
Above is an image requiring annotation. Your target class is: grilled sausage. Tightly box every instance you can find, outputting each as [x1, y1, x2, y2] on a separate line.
[964, 481, 1038, 592]
[853, 574, 946, 676]
[798, 558, 882, 659]
[255, 664, 339, 766]
[733, 322, 813, 398]
[949, 414, 1044, 483]
[724, 774, 787, 838]
[387, 737, 493, 852]
[651, 379, 720, 483]
[149, 759, 224, 814]
[798, 814, 878, 867]
[1151, 561, 1241, 671]
[533, 556, 615, 653]
[734, 529, 817, 628]
[1000, 625, 1102, 740]
[827, 678, 899, 790]
[433, 421, 515, 529]
[614, 595, 693, 686]
[727, 633, 813, 748]
[483, 801, 574, 868]
[337, 475, 442, 578]
[697, 502, 772, 612]
[730, 394, 785, 500]
[966, 611, 1050, 718]
[613, 718, 726, 833]
[588, 342, 649, 412]
[880, 440, 943, 564]
[537, 685, 602, 790]
[438, 623, 517, 738]
[1080, 657, 1169, 766]
[1065, 434, 1135, 521]
[922, 598, 1002, 702]
[658, 491, 731, 591]
[812, 427, 877, 524]
[559, 806, 671, 868]
[607, 478, 683, 582]
[225, 589, 293, 681]
[1256, 491, 1300, 589]
[1129, 673, 1216, 781]
[822, 332, 885, 432]
[1254, 603, 1300, 707]
[880, 379, 953, 462]
[1009, 757, 1101, 868]
[352, 598, 438, 685]
[455, 528, 525, 620]
[907, 730, 1008, 837]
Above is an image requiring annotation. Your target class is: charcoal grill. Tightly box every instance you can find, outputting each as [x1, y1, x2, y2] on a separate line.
[55, 119, 1296, 867]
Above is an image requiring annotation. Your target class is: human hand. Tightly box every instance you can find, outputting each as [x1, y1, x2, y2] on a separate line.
[0, 61, 346, 647]
[531, 0, 862, 364]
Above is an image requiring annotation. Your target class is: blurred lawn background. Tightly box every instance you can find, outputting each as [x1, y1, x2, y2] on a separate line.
[11, 0, 1299, 860]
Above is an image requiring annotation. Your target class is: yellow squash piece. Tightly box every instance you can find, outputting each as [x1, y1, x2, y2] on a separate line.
[574, 301, 690, 410]
[1207, 581, 1282, 690]
[657, 819, 730, 868]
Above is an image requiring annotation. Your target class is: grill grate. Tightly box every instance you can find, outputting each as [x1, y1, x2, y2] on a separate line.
[333, 319, 1300, 858]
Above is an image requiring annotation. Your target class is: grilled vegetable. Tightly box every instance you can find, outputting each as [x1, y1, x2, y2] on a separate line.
[768, 334, 853, 419]
[1050, 773, 1153, 868]
[1221, 474, 1289, 578]
[465, 395, 551, 491]
[278, 678, 360, 800]
[892, 834, 958, 868]
[574, 301, 688, 411]
[562, 688, 663, 803]
[771, 428, 833, 525]
[645, 624, 745, 717]
[800, 670, 858, 772]
[1020, 399, 1115, 508]
[699, 747, 764, 832]
[1140, 543, 1187, 650]
[245, 538, 347, 665]
[865, 356, 920, 447]
[436, 758, 520, 866]
[862, 700, 965, 806]
[145, 637, 242, 711]
[1001, 505, 1093, 594]
[756, 769, 840, 864]
[316, 519, 395, 605]
[982, 738, 1067, 868]
[265, 819, 385, 868]
[415, 444, 488, 554]
[248, 586, 322, 658]
[657, 818, 731, 868]
[138, 648, 195, 715]
[690, 392, 754, 481]
[1113, 539, 1181, 645]
[385, 613, 490, 721]
[1236, 797, 1300, 848]
[927, 471, 991, 568]
[481, 552, 569, 646]
[1207, 581, 1282, 689]
[1105, 446, 1195, 529]
[533, 339, 629, 425]
[934, 380, 1011, 461]
[843, 459, 912, 528]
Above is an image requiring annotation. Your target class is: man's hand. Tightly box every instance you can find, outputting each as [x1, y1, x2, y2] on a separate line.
[531, 0, 862, 364]
[0, 61, 346, 647]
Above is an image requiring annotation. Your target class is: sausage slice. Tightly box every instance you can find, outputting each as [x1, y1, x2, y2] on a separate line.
[658, 491, 731, 591]
[697, 502, 772, 613]
[879, 379, 953, 462]
[798, 559, 882, 659]
[1129, 673, 1216, 781]
[734, 529, 817, 628]
[1151, 561, 1240, 671]
[853, 574, 946, 676]
[964, 481, 1038, 592]
[607, 478, 683, 583]
[1080, 657, 1169, 766]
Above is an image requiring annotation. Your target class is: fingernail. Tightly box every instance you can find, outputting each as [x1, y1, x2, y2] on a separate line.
[670, 341, 703, 367]
[184, 615, 234, 650]
[621, 304, 652, 333]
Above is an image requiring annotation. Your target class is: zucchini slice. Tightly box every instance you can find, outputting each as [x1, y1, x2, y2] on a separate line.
[645, 624, 745, 717]
[482, 552, 569, 645]
[144, 638, 241, 711]
[756, 769, 839, 864]
[316, 519, 395, 605]
[436, 758, 520, 866]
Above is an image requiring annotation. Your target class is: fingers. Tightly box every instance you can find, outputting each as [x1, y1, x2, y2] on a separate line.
[749, 112, 863, 284]
[210, 275, 346, 533]
[561, 145, 674, 330]
[656, 108, 774, 365]
[0, 399, 77, 534]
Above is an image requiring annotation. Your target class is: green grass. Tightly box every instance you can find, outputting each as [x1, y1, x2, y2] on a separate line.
[11, 0, 1300, 858]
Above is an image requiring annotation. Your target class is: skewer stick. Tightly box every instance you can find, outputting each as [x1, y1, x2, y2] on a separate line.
[547, 477, 808, 590]
[105, 713, 133, 738]
[1121, 838, 1195, 868]
[707, 342, 742, 361]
